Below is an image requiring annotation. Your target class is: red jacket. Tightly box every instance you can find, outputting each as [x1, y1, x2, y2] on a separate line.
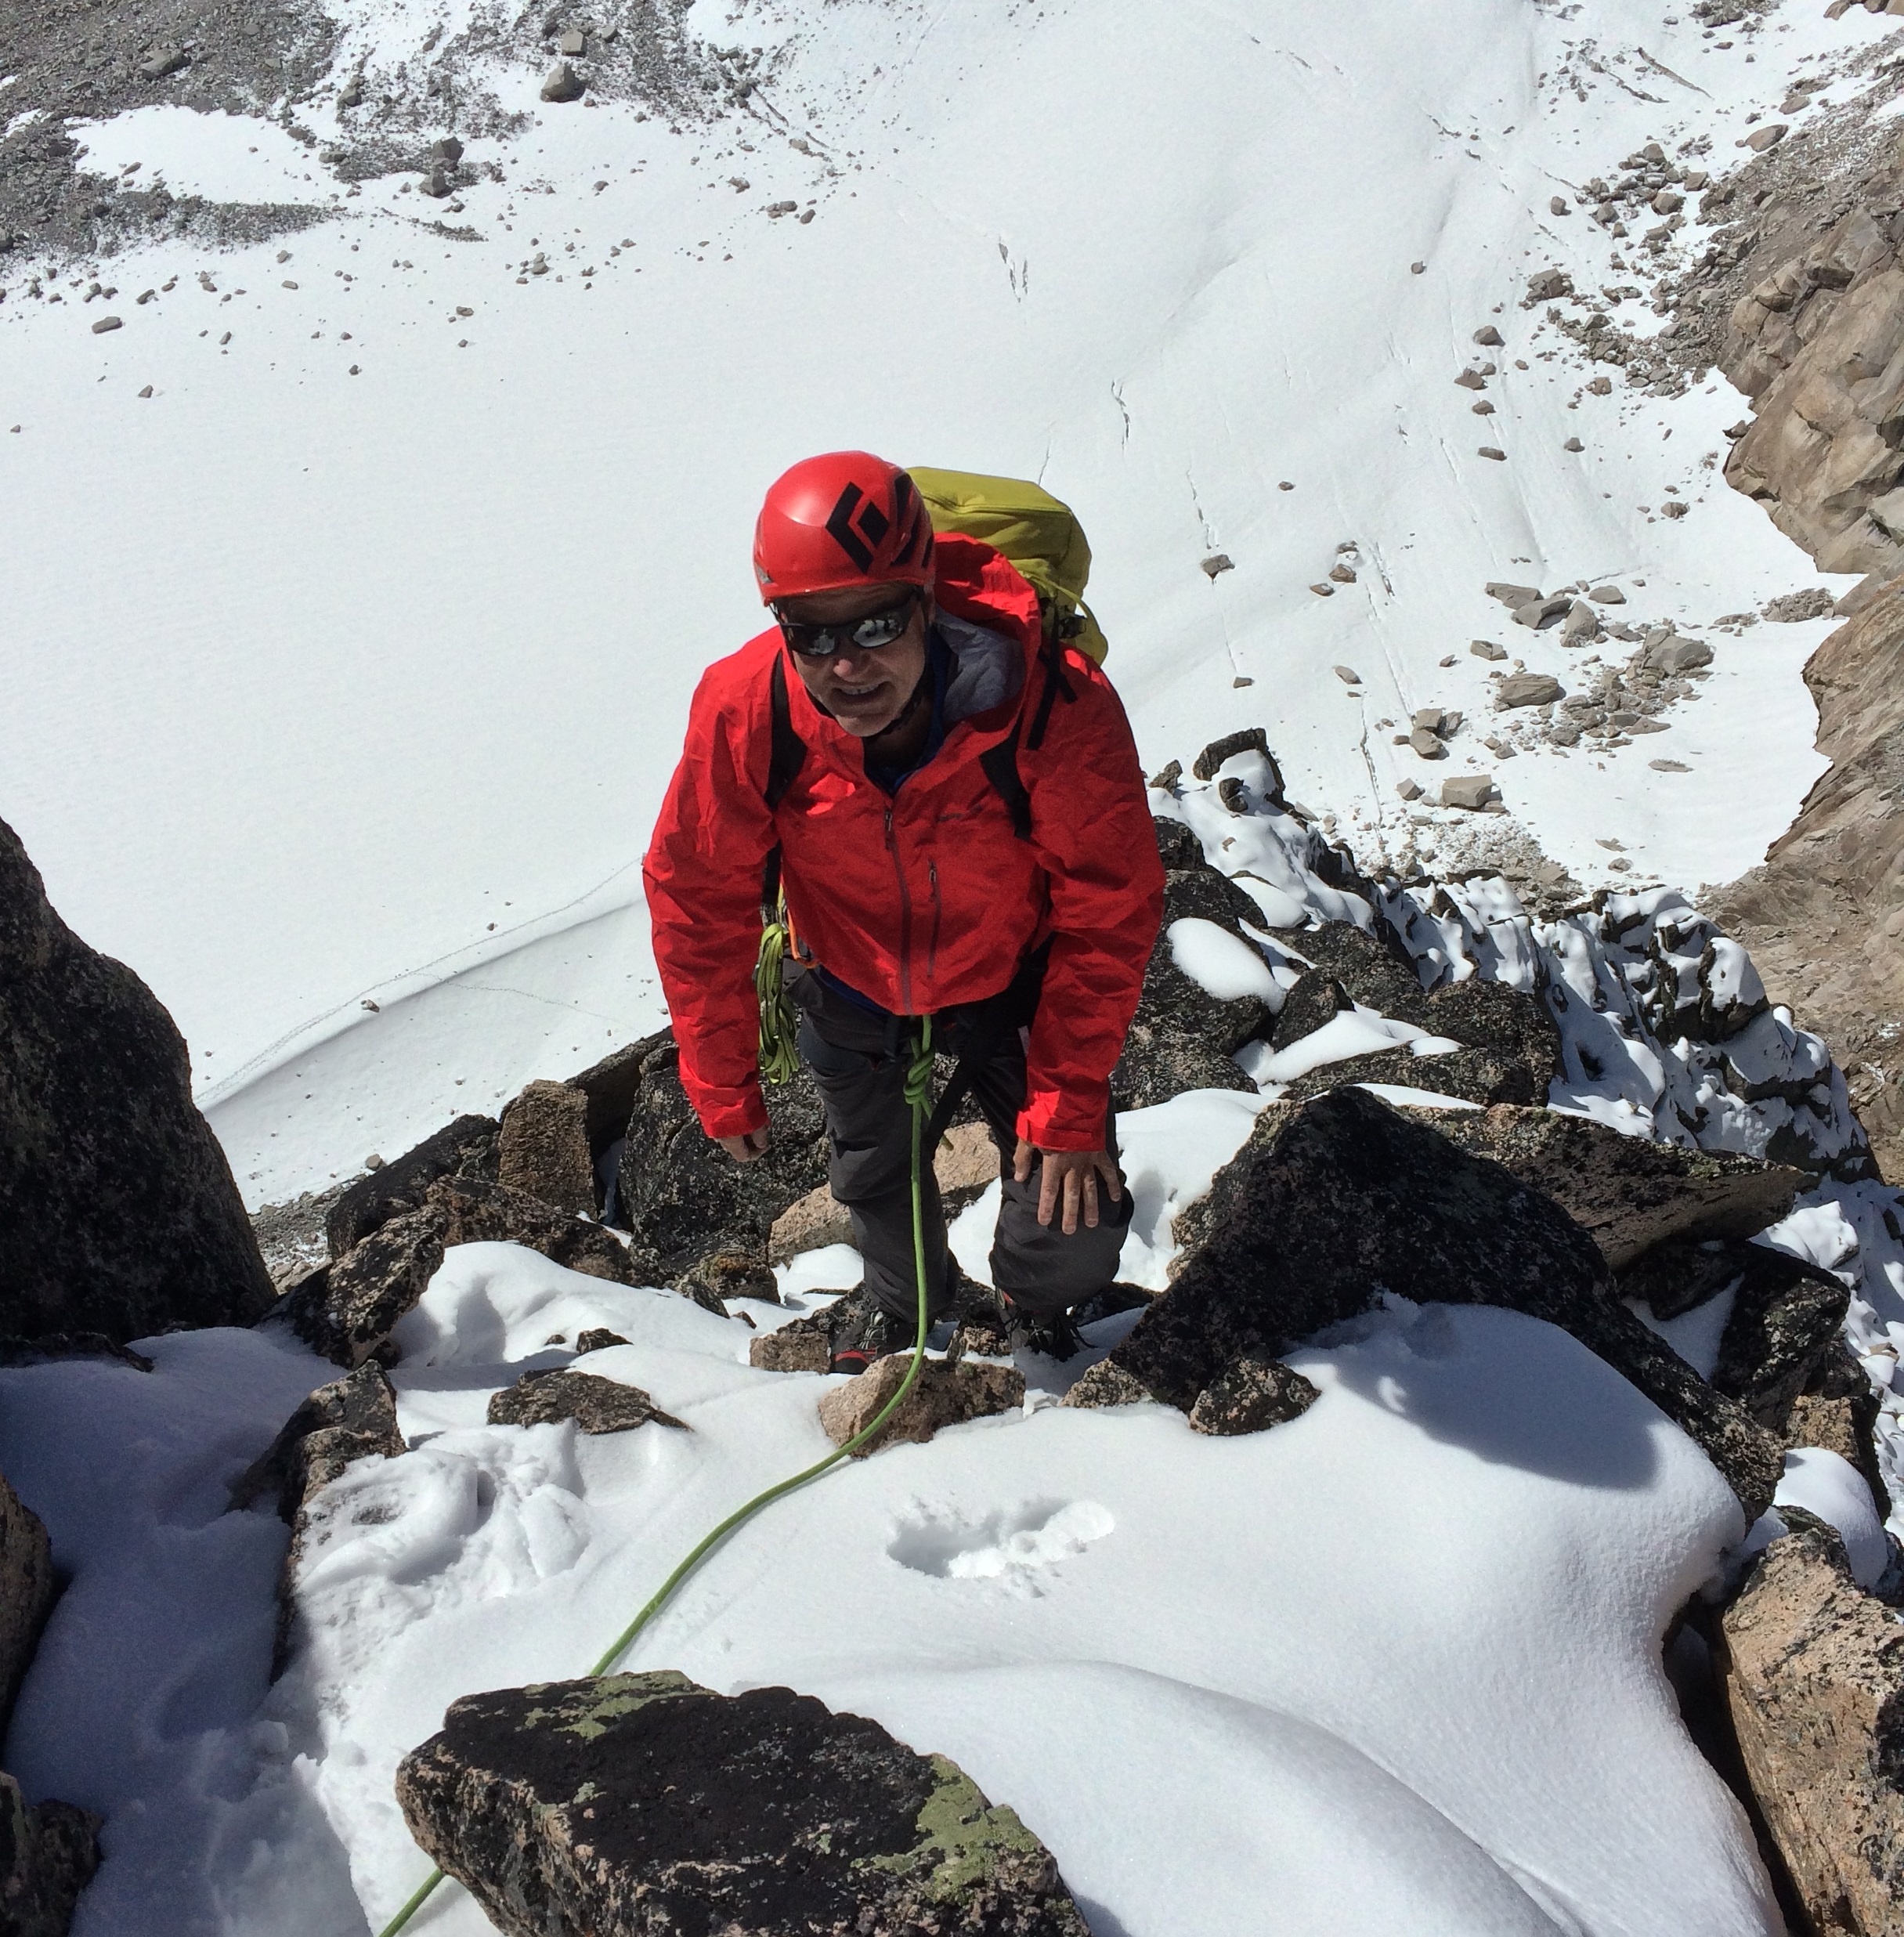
[643, 534, 1165, 1151]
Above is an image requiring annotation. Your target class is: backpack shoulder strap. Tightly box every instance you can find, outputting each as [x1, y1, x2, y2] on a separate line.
[1024, 635, 1076, 753]
[978, 723, 1032, 841]
[765, 653, 807, 811]
[760, 654, 809, 917]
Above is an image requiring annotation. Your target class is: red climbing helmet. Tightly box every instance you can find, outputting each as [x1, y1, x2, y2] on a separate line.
[753, 451, 936, 602]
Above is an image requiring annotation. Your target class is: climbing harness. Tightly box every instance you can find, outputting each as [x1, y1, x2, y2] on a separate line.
[374, 1019, 939, 1937]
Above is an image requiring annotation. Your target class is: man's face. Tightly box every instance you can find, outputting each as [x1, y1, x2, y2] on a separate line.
[776, 583, 929, 739]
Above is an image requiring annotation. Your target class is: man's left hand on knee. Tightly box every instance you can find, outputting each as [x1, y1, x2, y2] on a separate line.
[1013, 1140, 1123, 1235]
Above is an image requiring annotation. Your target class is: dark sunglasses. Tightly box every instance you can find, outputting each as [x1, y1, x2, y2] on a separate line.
[775, 590, 920, 661]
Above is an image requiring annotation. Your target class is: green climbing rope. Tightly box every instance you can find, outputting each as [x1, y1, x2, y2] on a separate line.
[374, 1018, 938, 1936]
[754, 904, 802, 1088]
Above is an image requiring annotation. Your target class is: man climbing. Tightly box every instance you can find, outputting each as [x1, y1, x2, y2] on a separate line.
[644, 452, 1163, 1370]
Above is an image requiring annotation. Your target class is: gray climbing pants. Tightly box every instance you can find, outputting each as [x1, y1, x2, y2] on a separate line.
[786, 965, 1133, 1323]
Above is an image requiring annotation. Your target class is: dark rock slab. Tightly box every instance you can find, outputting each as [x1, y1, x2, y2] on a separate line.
[0, 814, 274, 1343]
[0, 1778, 100, 1937]
[1191, 728, 1285, 800]
[1267, 972, 1352, 1053]
[229, 1361, 406, 1521]
[497, 1081, 595, 1217]
[1712, 1250, 1852, 1429]
[1187, 1352, 1319, 1435]
[818, 1355, 1024, 1454]
[565, 1028, 669, 1158]
[396, 1671, 1088, 1937]
[1281, 921, 1434, 1032]
[616, 1046, 829, 1277]
[1115, 1089, 1780, 1515]
[0, 1335, 153, 1373]
[0, 1475, 53, 1734]
[428, 1176, 645, 1285]
[1405, 1105, 1808, 1271]
[273, 1207, 447, 1368]
[325, 1113, 497, 1259]
[488, 1369, 687, 1434]
[1425, 976, 1563, 1094]
[1719, 1519, 1904, 1934]
[574, 1327, 630, 1354]
[1111, 869, 1269, 1110]
[1280, 1046, 1536, 1107]
[674, 1247, 777, 1314]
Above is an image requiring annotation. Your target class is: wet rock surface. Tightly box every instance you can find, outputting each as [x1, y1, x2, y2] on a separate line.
[1110, 1088, 1782, 1515]
[0, 814, 275, 1345]
[488, 1369, 687, 1435]
[1720, 1519, 1904, 1935]
[396, 1671, 1089, 1937]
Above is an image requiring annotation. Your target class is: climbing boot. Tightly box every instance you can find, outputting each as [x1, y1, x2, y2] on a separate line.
[1003, 1298, 1085, 1362]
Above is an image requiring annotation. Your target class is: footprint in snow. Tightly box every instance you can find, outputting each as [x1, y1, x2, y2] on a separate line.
[887, 1499, 1115, 1581]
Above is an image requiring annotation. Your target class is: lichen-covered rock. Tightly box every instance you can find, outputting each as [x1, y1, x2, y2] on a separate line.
[488, 1369, 687, 1435]
[326, 1113, 498, 1259]
[428, 1176, 645, 1285]
[1401, 1104, 1807, 1270]
[1719, 1519, 1904, 1934]
[497, 1080, 596, 1217]
[1187, 1352, 1319, 1436]
[1122, 1089, 1781, 1516]
[228, 1361, 406, 1521]
[616, 1045, 830, 1277]
[396, 1672, 1089, 1937]
[818, 1355, 1024, 1455]
[0, 1776, 99, 1937]
[0, 813, 275, 1343]
[273, 1207, 447, 1368]
[0, 1475, 53, 1733]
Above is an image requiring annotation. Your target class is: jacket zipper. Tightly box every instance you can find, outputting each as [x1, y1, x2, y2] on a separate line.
[927, 860, 942, 988]
[884, 806, 915, 1015]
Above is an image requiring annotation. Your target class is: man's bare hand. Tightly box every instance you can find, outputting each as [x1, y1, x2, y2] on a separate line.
[1013, 1140, 1122, 1235]
[718, 1129, 771, 1163]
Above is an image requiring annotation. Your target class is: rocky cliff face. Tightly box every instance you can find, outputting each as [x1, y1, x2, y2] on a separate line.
[1675, 49, 1904, 1184]
[0, 815, 276, 1342]
[1710, 586, 1904, 1183]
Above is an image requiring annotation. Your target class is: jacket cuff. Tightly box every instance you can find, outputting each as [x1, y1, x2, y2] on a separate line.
[693, 1082, 770, 1143]
[1017, 1079, 1111, 1153]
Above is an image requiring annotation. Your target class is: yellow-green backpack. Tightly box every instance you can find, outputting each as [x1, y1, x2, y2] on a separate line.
[908, 467, 1108, 665]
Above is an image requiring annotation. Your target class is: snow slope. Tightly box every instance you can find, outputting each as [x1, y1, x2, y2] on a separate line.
[0, 1227, 1781, 1936]
[2, 0, 1888, 1202]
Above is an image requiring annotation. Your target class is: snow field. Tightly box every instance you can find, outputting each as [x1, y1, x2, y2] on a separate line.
[2, 0, 1893, 1198]
[0, 1214, 1781, 1935]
